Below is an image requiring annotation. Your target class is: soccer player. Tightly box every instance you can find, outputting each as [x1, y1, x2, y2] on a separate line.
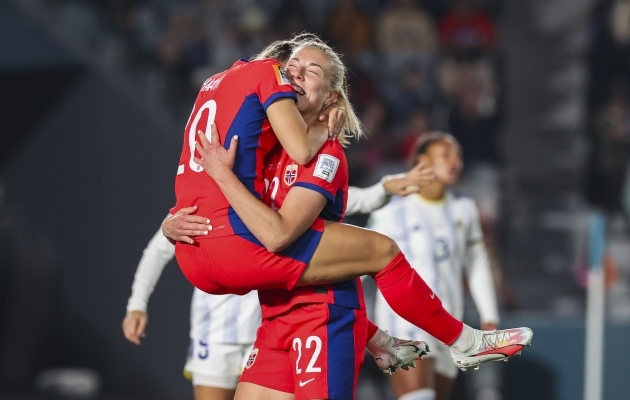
[171, 36, 532, 395]
[370, 132, 500, 400]
[123, 36, 433, 400]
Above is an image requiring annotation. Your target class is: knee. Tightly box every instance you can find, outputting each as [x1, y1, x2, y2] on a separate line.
[375, 235, 400, 260]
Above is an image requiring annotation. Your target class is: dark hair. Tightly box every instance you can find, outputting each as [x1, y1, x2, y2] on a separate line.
[409, 131, 462, 166]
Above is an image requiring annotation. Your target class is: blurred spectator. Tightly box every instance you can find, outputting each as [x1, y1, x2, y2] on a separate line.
[383, 60, 435, 120]
[326, 0, 373, 64]
[610, 0, 630, 45]
[438, 0, 497, 59]
[398, 108, 431, 160]
[593, 89, 630, 210]
[376, 0, 437, 62]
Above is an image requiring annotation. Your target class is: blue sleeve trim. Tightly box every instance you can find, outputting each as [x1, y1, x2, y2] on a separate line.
[294, 182, 335, 203]
[262, 91, 297, 111]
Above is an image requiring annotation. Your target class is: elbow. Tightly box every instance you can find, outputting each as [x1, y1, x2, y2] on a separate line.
[262, 235, 291, 253]
[291, 151, 312, 166]
[285, 147, 313, 165]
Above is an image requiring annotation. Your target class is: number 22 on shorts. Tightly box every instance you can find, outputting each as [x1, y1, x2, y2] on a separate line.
[292, 336, 322, 374]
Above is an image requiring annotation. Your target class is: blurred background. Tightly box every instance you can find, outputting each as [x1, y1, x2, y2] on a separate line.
[1, 0, 630, 399]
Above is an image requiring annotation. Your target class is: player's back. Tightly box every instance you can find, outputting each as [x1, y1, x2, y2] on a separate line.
[171, 58, 296, 238]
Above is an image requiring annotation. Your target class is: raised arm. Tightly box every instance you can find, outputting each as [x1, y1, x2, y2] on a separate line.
[194, 126, 326, 252]
[122, 225, 175, 345]
[267, 98, 329, 165]
[346, 161, 435, 215]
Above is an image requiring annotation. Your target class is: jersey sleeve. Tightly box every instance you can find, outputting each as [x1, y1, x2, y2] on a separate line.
[463, 199, 500, 325]
[246, 59, 297, 111]
[126, 222, 176, 313]
[293, 141, 347, 203]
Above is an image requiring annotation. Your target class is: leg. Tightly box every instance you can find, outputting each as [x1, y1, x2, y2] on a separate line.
[299, 221, 464, 345]
[389, 358, 436, 399]
[194, 385, 236, 400]
[234, 382, 294, 400]
[434, 374, 455, 400]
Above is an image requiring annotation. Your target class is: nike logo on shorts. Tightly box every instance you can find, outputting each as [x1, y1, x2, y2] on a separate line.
[299, 378, 315, 387]
[430, 292, 435, 299]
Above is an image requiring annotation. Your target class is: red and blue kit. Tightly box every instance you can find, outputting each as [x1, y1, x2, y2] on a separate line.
[171, 58, 295, 237]
[239, 140, 368, 400]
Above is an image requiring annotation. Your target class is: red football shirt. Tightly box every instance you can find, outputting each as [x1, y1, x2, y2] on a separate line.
[257, 140, 366, 318]
[171, 59, 296, 238]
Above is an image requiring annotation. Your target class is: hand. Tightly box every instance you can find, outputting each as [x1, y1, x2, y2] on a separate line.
[193, 124, 239, 181]
[319, 105, 346, 138]
[122, 310, 148, 345]
[382, 161, 435, 196]
[481, 322, 498, 331]
[162, 206, 212, 245]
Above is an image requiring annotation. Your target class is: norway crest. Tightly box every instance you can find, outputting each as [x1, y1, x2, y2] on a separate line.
[245, 348, 259, 369]
[284, 164, 298, 186]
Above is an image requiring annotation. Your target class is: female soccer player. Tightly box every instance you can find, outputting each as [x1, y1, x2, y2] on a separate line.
[171, 36, 532, 397]
[370, 132, 500, 400]
[123, 36, 433, 400]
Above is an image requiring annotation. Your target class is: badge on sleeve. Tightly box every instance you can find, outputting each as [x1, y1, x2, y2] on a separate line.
[284, 164, 298, 186]
[273, 64, 291, 86]
[313, 154, 340, 183]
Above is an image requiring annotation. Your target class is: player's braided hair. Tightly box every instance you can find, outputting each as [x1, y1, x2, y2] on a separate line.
[291, 39, 364, 147]
[408, 131, 462, 166]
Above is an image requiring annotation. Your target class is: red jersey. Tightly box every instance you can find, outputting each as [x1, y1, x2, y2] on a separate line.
[257, 140, 366, 318]
[171, 59, 296, 238]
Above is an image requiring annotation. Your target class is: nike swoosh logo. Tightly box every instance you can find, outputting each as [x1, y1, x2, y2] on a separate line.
[430, 292, 435, 299]
[299, 378, 315, 387]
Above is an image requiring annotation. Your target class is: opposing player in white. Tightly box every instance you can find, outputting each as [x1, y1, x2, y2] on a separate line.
[121, 162, 435, 400]
[369, 132, 512, 400]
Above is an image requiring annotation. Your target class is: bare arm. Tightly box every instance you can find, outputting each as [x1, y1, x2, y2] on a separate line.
[267, 98, 329, 165]
[194, 126, 326, 252]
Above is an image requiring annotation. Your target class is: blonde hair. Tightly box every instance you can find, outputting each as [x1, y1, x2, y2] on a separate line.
[291, 40, 364, 147]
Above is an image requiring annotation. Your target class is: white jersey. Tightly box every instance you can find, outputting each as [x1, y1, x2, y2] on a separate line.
[369, 191, 499, 334]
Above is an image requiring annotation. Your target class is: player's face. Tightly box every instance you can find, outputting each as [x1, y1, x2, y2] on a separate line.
[286, 47, 335, 116]
[423, 139, 463, 185]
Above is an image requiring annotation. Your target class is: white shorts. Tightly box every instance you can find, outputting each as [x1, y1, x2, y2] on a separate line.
[184, 289, 261, 389]
[184, 342, 255, 389]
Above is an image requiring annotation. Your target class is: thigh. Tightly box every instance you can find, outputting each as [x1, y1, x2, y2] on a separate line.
[194, 385, 235, 400]
[299, 221, 398, 286]
[234, 382, 295, 400]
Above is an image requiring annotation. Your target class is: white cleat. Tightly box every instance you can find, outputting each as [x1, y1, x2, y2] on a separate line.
[367, 330, 430, 375]
[450, 327, 533, 372]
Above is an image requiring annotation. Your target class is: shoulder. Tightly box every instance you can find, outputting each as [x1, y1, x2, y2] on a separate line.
[448, 190, 479, 218]
[315, 140, 346, 161]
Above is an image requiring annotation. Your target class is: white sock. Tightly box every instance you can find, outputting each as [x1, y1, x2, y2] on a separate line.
[399, 388, 436, 400]
[368, 328, 391, 347]
[449, 324, 478, 353]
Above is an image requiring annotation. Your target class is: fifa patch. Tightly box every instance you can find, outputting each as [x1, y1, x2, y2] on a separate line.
[245, 348, 259, 369]
[273, 64, 291, 86]
[313, 154, 340, 183]
[284, 164, 298, 186]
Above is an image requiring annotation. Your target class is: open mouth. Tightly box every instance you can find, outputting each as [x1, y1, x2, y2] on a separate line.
[292, 84, 305, 95]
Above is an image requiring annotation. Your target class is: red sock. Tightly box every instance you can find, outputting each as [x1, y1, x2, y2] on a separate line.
[373, 252, 463, 345]
[366, 319, 379, 343]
